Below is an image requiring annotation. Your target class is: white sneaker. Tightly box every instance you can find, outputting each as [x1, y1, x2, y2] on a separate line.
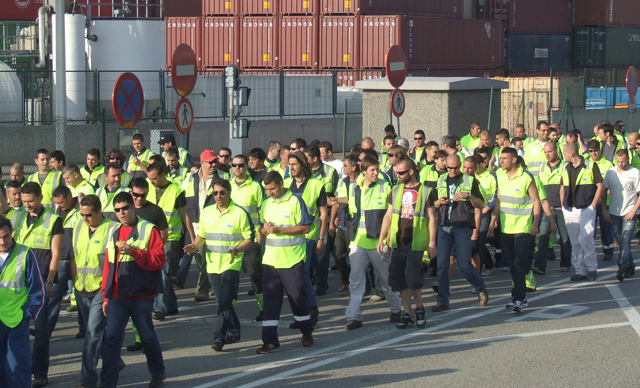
[481, 268, 494, 277]
[506, 298, 528, 309]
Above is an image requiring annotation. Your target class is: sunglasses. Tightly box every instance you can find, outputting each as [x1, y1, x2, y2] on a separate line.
[114, 205, 131, 213]
[414, 137, 424, 141]
[231, 163, 245, 168]
[131, 192, 146, 198]
[588, 149, 599, 153]
[387, 153, 396, 158]
[212, 190, 227, 196]
[395, 169, 410, 176]
[219, 154, 230, 158]
[81, 213, 94, 218]
[108, 156, 118, 160]
[447, 166, 460, 170]
[291, 147, 298, 151]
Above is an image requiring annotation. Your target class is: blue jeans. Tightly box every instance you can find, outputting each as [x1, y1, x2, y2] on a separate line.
[75, 291, 106, 386]
[502, 233, 530, 302]
[303, 240, 319, 309]
[176, 232, 194, 287]
[48, 260, 85, 335]
[478, 213, 493, 269]
[315, 233, 335, 292]
[611, 214, 637, 274]
[154, 241, 180, 313]
[208, 271, 241, 343]
[101, 297, 164, 388]
[595, 205, 614, 255]
[32, 295, 50, 378]
[0, 316, 31, 388]
[436, 225, 486, 305]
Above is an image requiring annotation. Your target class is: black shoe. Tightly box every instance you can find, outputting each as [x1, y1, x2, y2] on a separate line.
[310, 307, 319, 326]
[431, 283, 439, 293]
[225, 333, 241, 343]
[248, 290, 255, 296]
[547, 248, 556, 261]
[289, 321, 300, 329]
[211, 340, 224, 352]
[32, 376, 48, 388]
[166, 309, 179, 316]
[314, 288, 327, 296]
[330, 265, 339, 271]
[255, 311, 264, 321]
[570, 274, 587, 281]
[152, 311, 166, 321]
[396, 313, 415, 329]
[617, 271, 625, 282]
[75, 331, 86, 339]
[415, 306, 426, 328]
[626, 267, 636, 277]
[345, 320, 362, 330]
[171, 276, 184, 289]
[126, 342, 143, 352]
[149, 372, 166, 388]
[587, 271, 597, 282]
[429, 268, 437, 277]
[389, 312, 401, 322]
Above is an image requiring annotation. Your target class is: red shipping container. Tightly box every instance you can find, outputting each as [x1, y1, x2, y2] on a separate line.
[321, 0, 461, 17]
[280, 16, 318, 69]
[1, 0, 44, 21]
[240, 16, 278, 69]
[202, 0, 237, 15]
[476, 0, 572, 34]
[166, 0, 202, 17]
[359, 16, 503, 70]
[165, 17, 203, 69]
[320, 16, 359, 69]
[335, 69, 383, 86]
[241, 0, 276, 15]
[575, 0, 640, 27]
[280, 0, 318, 14]
[203, 17, 239, 68]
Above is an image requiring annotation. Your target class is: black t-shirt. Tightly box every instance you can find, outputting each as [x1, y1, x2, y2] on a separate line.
[135, 201, 169, 231]
[566, 162, 602, 207]
[386, 183, 436, 243]
[250, 168, 267, 184]
[290, 178, 328, 209]
[437, 175, 483, 225]
[156, 182, 187, 209]
[27, 207, 64, 235]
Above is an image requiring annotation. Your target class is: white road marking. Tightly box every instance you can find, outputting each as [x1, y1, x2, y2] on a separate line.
[396, 322, 630, 351]
[505, 304, 590, 323]
[606, 284, 640, 337]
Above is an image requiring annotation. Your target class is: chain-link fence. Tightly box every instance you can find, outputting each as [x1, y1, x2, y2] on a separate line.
[500, 91, 550, 138]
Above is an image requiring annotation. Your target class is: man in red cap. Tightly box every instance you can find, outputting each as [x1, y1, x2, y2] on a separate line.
[158, 134, 194, 168]
[176, 150, 230, 301]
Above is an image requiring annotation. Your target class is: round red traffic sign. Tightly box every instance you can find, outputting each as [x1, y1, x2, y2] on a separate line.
[385, 45, 408, 89]
[172, 44, 198, 98]
[175, 98, 193, 134]
[112, 72, 144, 128]
[390, 88, 405, 118]
[627, 66, 638, 99]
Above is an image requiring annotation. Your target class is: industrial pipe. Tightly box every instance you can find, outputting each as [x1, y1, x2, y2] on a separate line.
[36, 5, 52, 68]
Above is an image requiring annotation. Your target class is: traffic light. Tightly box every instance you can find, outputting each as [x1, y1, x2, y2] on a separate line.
[225, 65, 241, 89]
[233, 119, 250, 138]
[236, 87, 251, 106]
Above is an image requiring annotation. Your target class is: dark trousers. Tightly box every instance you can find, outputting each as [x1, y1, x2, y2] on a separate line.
[316, 233, 335, 292]
[208, 271, 241, 344]
[32, 295, 50, 379]
[595, 205, 615, 255]
[0, 316, 31, 388]
[478, 213, 493, 270]
[262, 262, 313, 347]
[502, 233, 530, 302]
[47, 260, 85, 335]
[534, 209, 572, 271]
[154, 241, 180, 313]
[241, 243, 263, 296]
[303, 240, 319, 309]
[100, 297, 164, 388]
[75, 291, 106, 386]
[333, 227, 351, 285]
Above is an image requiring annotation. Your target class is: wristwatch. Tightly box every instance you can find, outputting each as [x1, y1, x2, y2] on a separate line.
[45, 280, 54, 286]
[230, 248, 239, 255]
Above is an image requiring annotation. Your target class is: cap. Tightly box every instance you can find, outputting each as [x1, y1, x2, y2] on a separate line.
[397, 137, 410, 149]
[158, 134, 176, 145]
[290, 151, 309, 169]
[200, 150, 217, 163]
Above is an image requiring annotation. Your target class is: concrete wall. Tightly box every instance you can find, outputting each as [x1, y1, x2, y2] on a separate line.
[551, 108, 640, 133]
[362, 90, 502, 151]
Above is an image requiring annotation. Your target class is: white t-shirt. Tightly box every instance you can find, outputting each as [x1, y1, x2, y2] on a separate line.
[0, 252, 8, 269]
[324, 159, 345, 179]
[603, 166, 640, 216]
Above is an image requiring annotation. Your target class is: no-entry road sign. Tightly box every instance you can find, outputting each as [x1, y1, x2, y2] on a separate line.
[112, 72, 144, 128]
[172, 44, 198, 98]
[391, 88, 405, 117]
[175, 97, 194, 134]
[386, 45, 408, 89]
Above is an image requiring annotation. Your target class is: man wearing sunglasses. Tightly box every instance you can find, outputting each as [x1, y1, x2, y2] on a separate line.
[586, 139, 614, 262]
[101, 192, 166, 388]
[159, 133, 193, 169]
[185, 179, 253, 351]
[290, 138, 307, 153]
[69, 195, 118, 388]
[523, 120, 551, 178]
[229, 155, 265, 321]
[217, 147, 232, 174]
[409, 130, 428, 163]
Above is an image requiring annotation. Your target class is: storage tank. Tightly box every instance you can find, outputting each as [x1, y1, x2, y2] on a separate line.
[86, 19, 165, 118]
[0, 60, 23, 122]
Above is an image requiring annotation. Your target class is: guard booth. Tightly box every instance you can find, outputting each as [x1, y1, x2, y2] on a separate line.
[356, 77, 509, 145]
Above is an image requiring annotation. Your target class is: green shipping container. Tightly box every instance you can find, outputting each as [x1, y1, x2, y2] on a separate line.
[0, 21, 35, 51]
[605, 27, 640, 67]
[573, 27, 606, 68]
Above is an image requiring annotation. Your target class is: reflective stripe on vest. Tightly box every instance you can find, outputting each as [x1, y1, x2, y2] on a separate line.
[497, 167, 534, 234]
[0, 244, 29, 328]
[388, 183, 432, 251]
[156, 183, 184, 241]
[73, 219, 118, 292]
[28, 170, 61, 208]
[15, 209, 57, 250]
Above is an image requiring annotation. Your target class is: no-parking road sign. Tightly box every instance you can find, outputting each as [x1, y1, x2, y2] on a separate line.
[112, 72, 144, 128]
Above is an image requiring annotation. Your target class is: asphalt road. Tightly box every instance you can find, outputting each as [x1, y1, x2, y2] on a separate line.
[45, 238, 640, 388]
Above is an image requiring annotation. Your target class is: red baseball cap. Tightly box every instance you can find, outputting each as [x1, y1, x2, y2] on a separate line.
[200, 150, 217, 163]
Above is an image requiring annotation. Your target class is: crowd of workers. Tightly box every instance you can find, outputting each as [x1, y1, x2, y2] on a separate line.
[0, 119, 638, 388]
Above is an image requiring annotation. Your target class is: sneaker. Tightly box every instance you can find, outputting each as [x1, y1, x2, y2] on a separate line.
[415, 307, 426, 328]
[255, 311, 264, 321]
[211, 340, 224, 352]
[480, 267, 494, 277]
[396, 313, 416, 329]
[570, 274, 587, 281]
[209, 289, 215, 297]
[345, 320, 363, 330]
[506, 298, 528, 309]
[171, 276, 184, 289]
[626, 267, 635, 277]
[502, 266, 510, 272]
[478, 289, 489, 307]
[587, 271, 597, 282]
[561, 267, 570, 272]
[126, 341, 143, 352]
[225, 334, 241, 344]
[603, 254, 613, 262]
[166, 309, 179, 316]
[369, 294, 383, 302]
[256, 343, 280, 354]
[66, 304, 78, 312]
[388, 311, 401, 322]
[338, 284, 349, 296]
[75, 331, 86, 339]
[315, 288, 327, 296]
[531, 267, 545, 275]
[152, 311, 166, 321]
[194, 294, 210, 302]
[32, 376, 48, 388]
[149, 372, 166, 388]
[431, 302, 449, 312]
[301, 334, 314, 347]
[616, 271, 625, 282]
[512, 300, 524, 313]
[330, 265, 339, 271]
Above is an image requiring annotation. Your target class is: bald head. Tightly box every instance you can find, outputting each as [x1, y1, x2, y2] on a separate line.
[630, 132, 640, 142]
[563, 142, 578, 159]
[361, 137, 374, 150]
[543, 142, 556, 152]
[446, 153, 461, 165]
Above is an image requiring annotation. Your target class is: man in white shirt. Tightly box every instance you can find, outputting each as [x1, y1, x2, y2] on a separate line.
[319, 141, 344, 179]
[602, 149, 640, 281]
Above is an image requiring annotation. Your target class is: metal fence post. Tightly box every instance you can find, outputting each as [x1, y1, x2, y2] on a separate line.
[605, 78, 608, 121]
[342, 99, 348, 156]
[332, 70, 337, 118]
[487, 86, 494, 131]
[101, 108, 106, 157]
[583, 68, 587, 110]
[221, 74, 227, 119]
[613, 67, 617, 108]
[521, 88, 525, 126]
[548, 68, 553, 123]
[93, 69, 99, 123]
[159, 70, 165, 121]
[279, 69, 285, 119]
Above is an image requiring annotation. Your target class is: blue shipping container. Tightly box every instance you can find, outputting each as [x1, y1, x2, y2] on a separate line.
[585, 87, 639, 109]
[506, 34, 572, 72]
